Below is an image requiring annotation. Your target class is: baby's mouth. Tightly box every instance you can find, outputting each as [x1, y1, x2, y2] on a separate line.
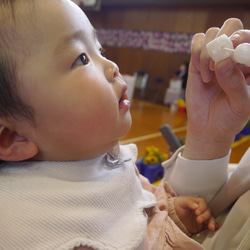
[119, 87, 130, 110]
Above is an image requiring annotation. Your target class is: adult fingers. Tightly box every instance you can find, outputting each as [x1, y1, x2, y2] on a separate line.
[230, 30, 250, 79]
[190, 33, 205, 73]
[200, 27, 220, 82]
[217, 18, 243, 38]
[203, 18, 243, 76]
[215, 58, 250, 120]
[231, 29, 250, 48]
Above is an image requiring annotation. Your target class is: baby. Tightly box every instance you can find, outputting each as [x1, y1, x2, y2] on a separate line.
[1, 1, 250, 249]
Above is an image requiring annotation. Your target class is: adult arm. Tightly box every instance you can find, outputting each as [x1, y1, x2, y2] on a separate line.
[184, 18, 250, 160]
[164, 18, 250, 204]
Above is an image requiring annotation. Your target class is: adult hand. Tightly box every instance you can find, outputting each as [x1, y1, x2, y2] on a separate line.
[183, 18, 250, 160]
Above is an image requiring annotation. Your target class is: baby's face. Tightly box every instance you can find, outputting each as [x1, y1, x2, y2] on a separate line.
[15, 0, 132, 160]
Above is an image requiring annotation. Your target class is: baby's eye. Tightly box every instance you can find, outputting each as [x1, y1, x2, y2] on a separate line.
[72, 53, 89, 68]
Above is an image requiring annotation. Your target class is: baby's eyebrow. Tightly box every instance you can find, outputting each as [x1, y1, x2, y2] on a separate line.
[93, 29, 99, 41]
[54, 30, 83, 56]
[56, 29, 92, 55]
[93, 28, 101, 45]
[55, 28, 98, 55]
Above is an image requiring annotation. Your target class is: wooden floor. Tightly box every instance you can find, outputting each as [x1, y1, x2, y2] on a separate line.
[120, 99, 250, 163]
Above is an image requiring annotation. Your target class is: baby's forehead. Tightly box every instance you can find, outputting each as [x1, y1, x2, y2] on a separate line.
[0, 2, 34, 54]
[1, 0, 95, 59]
[0, 0, 34, 22]
[0, 1, 37, 39]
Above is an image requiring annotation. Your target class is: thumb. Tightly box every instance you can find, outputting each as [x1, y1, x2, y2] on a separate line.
[178, 197, 199, 210]
[215, 58, 250, 116]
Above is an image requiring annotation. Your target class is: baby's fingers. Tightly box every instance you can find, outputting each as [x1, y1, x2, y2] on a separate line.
[196, 209, 218, 232]
[208, 216, 218, 232]
[196, 209, 211, 224]
[194, 197, 209, 215]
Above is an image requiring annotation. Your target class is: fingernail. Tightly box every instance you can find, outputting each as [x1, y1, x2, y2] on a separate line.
[196, 209, 201, 215]
[216, 58, 234, 77]
[230, 33, 241, 42]
[230, 33, 242, 47]
[193, 203, 199, 209]
[202, 70, 212, 83]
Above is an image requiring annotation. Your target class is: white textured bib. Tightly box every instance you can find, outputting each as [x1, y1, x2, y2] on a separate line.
[0, 144, 156, 250]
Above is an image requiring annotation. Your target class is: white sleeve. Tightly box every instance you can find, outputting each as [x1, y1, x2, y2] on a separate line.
[161, 146, 230, 202]
[209, 146, 250, 216]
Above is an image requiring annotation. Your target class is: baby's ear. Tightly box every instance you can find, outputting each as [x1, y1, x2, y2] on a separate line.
[0, 124, 38, 162]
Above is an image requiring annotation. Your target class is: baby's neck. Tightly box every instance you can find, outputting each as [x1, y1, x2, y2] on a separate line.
[110, 143, 120, 156]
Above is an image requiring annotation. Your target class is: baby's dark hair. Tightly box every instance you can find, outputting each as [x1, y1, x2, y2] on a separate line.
[0, 0, 34, 121]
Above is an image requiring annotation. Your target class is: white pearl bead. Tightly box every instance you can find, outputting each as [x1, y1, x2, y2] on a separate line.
[207, 35, 250, 67]
[234, 43, 250, 67]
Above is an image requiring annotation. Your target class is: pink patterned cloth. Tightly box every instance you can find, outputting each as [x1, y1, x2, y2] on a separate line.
[136, 168, 204, 250]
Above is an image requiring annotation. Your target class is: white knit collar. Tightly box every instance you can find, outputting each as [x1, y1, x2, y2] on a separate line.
[3, 145, 132, 182]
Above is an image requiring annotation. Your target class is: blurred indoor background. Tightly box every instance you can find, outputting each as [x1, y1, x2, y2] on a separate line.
[75, 0, 250, 165]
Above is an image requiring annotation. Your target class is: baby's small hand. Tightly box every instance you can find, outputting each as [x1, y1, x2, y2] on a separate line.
[174, 196, 218, 234]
